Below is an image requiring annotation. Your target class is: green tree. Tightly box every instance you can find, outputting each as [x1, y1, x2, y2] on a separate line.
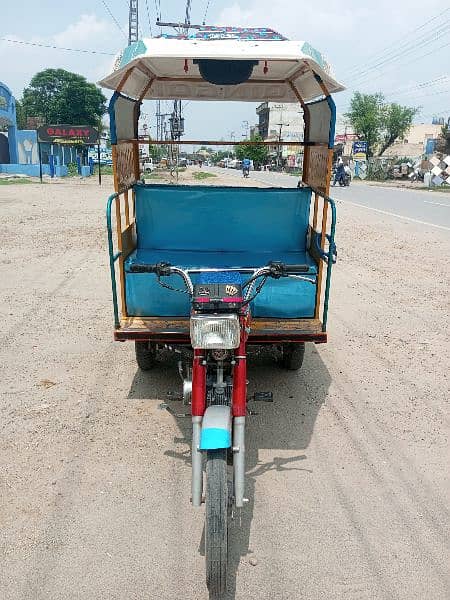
[210, 150, 229, 164]
[148, 141, 163, 161]
[345, 92, 384, 157]
[436, 123, 450, 154]
[378, 102, 419, 156]
[345, 92, 418, 157]
[234, 134, 268, 168]
[15, 99, 27, 129]
[22, 68, 106, 127]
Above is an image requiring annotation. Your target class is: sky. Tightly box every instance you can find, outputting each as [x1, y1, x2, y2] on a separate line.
[1, 0, 449, 139]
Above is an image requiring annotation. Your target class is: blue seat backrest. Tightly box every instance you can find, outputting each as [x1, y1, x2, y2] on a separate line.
[134, 183, 312, 252]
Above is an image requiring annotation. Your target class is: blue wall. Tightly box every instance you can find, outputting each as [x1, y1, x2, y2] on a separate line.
[0, 164, 50, 176]
[0, 81, 18, 163]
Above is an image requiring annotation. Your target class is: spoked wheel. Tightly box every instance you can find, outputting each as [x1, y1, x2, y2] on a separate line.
[205, 449, 228, 598]
[134, 341, 156, 371]
[280, 342, 305, 371]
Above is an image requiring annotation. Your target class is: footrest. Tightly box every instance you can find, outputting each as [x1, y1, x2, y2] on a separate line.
[253, 391, 274, 402]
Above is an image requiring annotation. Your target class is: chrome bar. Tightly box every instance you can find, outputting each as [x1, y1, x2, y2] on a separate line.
[191, 416, 203, 507]
[233, 416, 246, 508]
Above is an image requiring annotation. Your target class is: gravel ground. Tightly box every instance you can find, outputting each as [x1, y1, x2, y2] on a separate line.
[0, 172, 449, 600]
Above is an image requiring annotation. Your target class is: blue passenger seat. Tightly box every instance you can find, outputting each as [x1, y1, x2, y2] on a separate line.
[124, 183, 317, 318]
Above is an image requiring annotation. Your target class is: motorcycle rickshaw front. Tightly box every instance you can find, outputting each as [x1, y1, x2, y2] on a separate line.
[100, 28, 343, 598]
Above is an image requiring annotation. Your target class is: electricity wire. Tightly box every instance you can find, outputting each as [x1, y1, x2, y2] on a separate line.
[350, 40, 450, 89]
[346, 8, 450, 76]
[385, 76, 449, 97]
[0, 37, 115, 55]
[185, 0, 192, 26]
[154, 0, 162, 34]
[144, 0, 154, 37]
[350, 19, 449, 83]
[100, 0, 127, 38]
[202, 0, 212, 25]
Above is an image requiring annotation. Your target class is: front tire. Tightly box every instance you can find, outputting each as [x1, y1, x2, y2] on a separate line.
[134, 341, 156, 371]
[205, 449, 228, 598]
[281, 343, 305, 371]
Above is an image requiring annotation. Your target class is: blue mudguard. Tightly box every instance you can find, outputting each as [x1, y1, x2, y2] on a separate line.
[199, 405, 232, 450]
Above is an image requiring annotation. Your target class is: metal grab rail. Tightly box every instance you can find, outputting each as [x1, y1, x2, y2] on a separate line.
[305, 186, 337, 332]
[312, 231, 337, 264]
[106, 187, 337, 334]
[106, 193, 121, 328]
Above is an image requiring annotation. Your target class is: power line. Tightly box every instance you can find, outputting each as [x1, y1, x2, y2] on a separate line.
[350, 40, 450, 89]
[100, 0, 127, 39]
[0, 37, 115, 55]
[144, 0, 153, 36]
[346, 8, 450, 76]
[202, 0, 212, 25]
[382, 76, 450, 98]
[350, 19, 449, 83]
[185, 0, 192, 28]
[154, 0, 161, 23]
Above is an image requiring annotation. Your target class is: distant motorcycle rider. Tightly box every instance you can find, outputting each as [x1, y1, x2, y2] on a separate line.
[333, 157, 345, 186]
[242, 157, 251, 177]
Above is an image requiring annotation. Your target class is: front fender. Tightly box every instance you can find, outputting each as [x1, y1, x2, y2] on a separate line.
[199, 405, 232, 450]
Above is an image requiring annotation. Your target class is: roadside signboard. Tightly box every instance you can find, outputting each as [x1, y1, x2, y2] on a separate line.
[37, 125, 99, 144]
[353, 140, 367, 160]
[335, 133, 359, 143]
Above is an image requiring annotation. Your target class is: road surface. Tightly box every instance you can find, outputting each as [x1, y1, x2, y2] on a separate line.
[209, 166, 450, 230]
[1, 174, 449, 600]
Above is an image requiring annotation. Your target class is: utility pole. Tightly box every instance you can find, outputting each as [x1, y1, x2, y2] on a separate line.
[156, 1, 193, 157]
[277, 123, 289, 170]
[128, 0, 139, 45]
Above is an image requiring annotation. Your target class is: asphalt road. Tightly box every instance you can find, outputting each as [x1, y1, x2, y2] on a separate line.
[208, 167, 450, 231]
[1, 175, 449, 600]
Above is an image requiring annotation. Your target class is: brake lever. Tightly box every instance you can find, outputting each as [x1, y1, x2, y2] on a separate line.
[288, 274, 316, 284]
[155, 261, 172, 276]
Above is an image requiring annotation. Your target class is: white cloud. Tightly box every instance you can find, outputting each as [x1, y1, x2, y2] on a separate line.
[53, 13, 114, 46]
[0, 14, 120, 97]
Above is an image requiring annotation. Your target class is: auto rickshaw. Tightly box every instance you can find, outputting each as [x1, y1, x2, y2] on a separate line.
[101, 27, 343, 598]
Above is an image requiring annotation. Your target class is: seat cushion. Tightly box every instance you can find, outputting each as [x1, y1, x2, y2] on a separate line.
[124, 249, 317, 318]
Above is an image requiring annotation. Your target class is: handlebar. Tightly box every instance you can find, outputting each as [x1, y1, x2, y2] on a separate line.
[128, 260, 316, 301]
[129, 262, 171, 275]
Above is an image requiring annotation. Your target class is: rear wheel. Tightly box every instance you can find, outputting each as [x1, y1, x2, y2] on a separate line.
[205, 449, 228, 598]
[281, 343, 305, 371]
[134, 341, 156, 371]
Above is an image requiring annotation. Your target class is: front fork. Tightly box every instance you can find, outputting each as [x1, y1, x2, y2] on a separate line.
[231, 330, 247, 508]
[190, 320, 248, 509]
[191, 349, 206, 507]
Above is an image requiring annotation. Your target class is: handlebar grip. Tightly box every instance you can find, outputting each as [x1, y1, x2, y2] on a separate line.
[283, 264, 310, 273]
[129, 263, 158, 273]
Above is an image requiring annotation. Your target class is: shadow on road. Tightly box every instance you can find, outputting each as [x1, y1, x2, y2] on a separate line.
[127, 344, 331, 599]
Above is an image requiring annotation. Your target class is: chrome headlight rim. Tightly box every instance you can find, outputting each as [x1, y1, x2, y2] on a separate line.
[190, 313, 240, 350]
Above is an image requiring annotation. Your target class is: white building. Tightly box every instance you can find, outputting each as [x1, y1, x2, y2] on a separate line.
[255, 102, 304, 161]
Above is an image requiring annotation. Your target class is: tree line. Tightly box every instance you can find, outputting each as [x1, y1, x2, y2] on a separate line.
[15, 69, 107, 129]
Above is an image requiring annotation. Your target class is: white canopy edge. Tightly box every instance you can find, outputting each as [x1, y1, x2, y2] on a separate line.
[99, 38, 345, 103]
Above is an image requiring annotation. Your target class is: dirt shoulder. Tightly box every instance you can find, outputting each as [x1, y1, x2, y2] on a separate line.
[0, 177, 448, 599]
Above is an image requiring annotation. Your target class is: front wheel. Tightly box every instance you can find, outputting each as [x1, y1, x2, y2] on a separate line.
[205, 449, 228, 598]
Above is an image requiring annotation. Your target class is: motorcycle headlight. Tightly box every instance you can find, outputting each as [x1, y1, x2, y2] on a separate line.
[190, 314, 240, 349]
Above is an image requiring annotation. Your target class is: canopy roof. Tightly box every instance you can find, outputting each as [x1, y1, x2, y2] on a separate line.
[99, 37, 345, 103]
